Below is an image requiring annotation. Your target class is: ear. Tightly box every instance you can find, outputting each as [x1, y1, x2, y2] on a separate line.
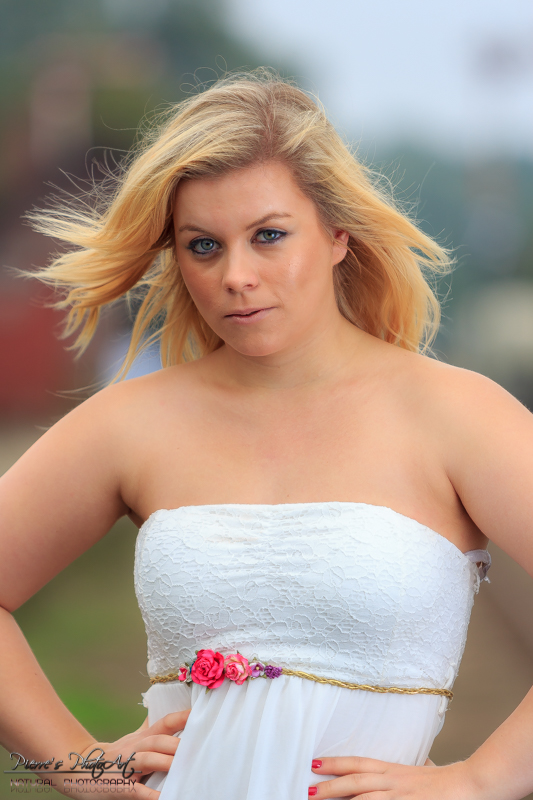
[331, 229, 350, 266]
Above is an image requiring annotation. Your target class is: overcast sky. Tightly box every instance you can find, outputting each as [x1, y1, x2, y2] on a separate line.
[226, 0, 533, 157]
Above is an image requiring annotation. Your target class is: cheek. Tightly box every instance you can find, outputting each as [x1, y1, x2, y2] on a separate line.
[282, 255, 306, 286]
[179, 264, 219, 309]
[280, 243, 332, 293]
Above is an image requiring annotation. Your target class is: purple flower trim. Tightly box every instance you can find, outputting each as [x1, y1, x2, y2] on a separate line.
[264, 665, 283, 679]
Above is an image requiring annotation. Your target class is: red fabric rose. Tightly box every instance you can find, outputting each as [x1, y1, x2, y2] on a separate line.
[190, 649, 225, 689]
[224, 653, 252, 685]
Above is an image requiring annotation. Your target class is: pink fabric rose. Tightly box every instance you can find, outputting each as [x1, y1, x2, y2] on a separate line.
[178, 666, 189, 682]
[224, 653, 252, 685]
[190, 649, 225, 689]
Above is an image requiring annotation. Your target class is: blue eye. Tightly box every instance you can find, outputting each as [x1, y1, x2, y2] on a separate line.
[188, 237, 219, 255]
[256, 229, 284, 243]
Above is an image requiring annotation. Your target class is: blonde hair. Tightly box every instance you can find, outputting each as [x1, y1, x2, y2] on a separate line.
[27, 69, 451, 378]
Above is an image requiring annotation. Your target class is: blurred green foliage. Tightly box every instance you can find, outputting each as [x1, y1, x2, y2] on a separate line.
[12, 517, 148, 741]
[0, 517, 148, 796]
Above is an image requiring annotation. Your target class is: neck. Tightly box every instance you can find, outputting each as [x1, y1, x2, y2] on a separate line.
[207, 313, 372, 392]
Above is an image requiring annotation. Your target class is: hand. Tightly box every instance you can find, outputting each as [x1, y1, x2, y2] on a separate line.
[308, 755, 479, 799]
[59, 709, 191, 799]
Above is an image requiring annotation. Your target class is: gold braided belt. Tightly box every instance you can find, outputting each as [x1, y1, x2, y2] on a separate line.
[149, 649, 453, 700]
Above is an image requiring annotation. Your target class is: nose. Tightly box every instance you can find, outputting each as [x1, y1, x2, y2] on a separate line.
[221, 246, 259, 293]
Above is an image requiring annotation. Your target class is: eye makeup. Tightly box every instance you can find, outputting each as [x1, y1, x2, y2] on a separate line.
[186, 228, 287, 257]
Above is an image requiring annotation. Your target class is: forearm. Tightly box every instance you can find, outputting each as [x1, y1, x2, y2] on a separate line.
[0, 605, 96, 762]
[465, 683, 533, 800]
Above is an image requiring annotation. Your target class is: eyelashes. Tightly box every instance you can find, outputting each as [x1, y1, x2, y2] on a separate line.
[186, 229, 287, 257]
[255, 229, 285, 244]
[187, 238, 219, 256]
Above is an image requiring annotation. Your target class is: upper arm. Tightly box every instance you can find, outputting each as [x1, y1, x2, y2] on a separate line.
[0, 384, 133, 612]
[438, 367, 533, 576]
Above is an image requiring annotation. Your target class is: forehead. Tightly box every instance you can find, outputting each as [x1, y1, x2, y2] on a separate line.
[172, 161, 317, 230]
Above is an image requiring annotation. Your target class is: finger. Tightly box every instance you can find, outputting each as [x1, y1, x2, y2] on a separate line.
[135, 733, 181, 755]
[424, 757, 436, 766]
[149, 709, 191, 736]
[129, 751, 175, 775]
[127, 778, 162, 800]
[309, 773, 388, 798]
[311, 756, 389, 776]
[128, 735, 183, 775]
[348, 794, 389, 800]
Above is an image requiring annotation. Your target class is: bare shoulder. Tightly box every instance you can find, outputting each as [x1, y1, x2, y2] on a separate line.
[388, 348, 533, 567]
[0, 364, 195, 611]
[69, 360, 199, 427]
[375, 339, 526, 417]
[92, 361, 205, 440]
[386, 347, 533, 464]
[395, 349, 531, 429]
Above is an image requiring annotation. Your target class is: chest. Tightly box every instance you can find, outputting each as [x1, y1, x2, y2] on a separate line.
[124, 379, 487, 554]
[136, 387, 429, 494]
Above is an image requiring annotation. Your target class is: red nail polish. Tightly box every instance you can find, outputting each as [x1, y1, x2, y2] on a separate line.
[308, 789, 318, 797]
[312, 760, 322, 769]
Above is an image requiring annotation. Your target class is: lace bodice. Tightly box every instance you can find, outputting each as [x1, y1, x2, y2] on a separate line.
[134, 502, 489, 692]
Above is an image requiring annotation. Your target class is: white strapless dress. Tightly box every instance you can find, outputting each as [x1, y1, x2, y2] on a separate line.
[133, 502, 490, 799]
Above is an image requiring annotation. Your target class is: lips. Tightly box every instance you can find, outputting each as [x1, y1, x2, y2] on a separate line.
[223, 306, 274, 324]
[226, 308, 265, 317]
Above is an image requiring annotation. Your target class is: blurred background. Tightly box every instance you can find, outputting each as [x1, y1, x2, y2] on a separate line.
[1, 0, 533, 794]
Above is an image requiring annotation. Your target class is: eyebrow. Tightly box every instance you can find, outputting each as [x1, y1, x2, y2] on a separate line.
[177, 212, 293, 235]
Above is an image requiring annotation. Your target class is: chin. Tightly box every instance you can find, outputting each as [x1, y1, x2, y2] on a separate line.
[225, 334, 284, 358]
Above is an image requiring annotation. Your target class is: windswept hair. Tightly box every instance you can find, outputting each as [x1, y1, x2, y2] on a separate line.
[27, 68, 451, 378]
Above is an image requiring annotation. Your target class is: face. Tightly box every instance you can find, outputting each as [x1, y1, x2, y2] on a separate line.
[173, 160, 349, 358]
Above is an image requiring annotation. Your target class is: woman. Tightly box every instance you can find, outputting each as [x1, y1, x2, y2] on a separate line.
[1, 70, 532, 800]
